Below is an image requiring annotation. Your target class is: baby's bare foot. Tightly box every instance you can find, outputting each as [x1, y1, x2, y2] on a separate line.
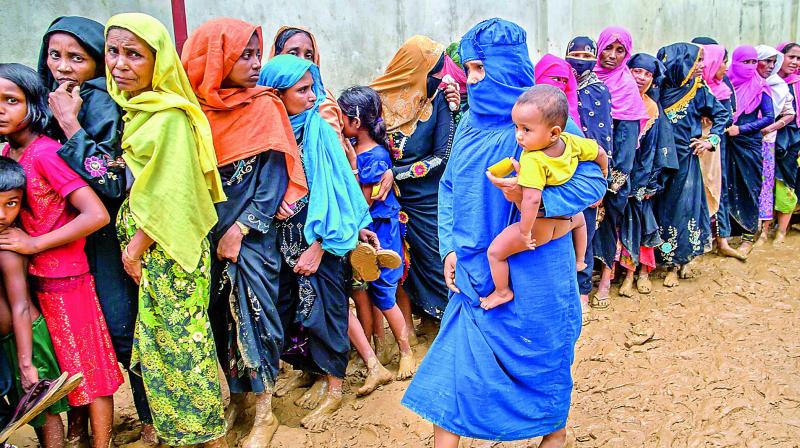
[480, 289, 514, 310]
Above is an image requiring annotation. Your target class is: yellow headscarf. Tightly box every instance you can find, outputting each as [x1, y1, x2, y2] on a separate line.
[370, 36, 445, 136]
[106, 13, 225, 272]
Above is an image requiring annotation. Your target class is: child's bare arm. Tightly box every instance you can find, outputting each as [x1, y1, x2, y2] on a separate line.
[0, 251, 38, 389]
[518, 187, 542, 246]
[595, 147, 609, 178]
[360, 183, 375, 206]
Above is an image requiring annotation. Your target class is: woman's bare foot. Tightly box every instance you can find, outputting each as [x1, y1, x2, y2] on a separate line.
[275, 370, 314, 397]
[738, 240, 754, 255]
[636, 274, 652, 294]
[538, 428, 567, 448]
[718, 241, 748, 261]
[357, 358, 393, 396]
[679, 264, 694, 279]
[224, 392, 247, 430]
[241, 393, 279, 448]
[396, 350, 417, 380]
[618, 273, 635, 297]
[754, 232, 768, 248]
[480, 288, 514, 310]
[295, 377, 328, 410]
[139, 423, 158, 446]
[774, 232, 787, 245]
[300, 392, 343, 432]
[417, 315, 439, 336]
[663, 270, 680, 287]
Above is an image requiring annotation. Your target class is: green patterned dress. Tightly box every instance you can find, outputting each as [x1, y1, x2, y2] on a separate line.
[117, 199, 225, 445]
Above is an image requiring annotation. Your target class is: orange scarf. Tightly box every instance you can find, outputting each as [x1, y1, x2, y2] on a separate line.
[370, 36, 445, 136]
[182, 18, 307, 203]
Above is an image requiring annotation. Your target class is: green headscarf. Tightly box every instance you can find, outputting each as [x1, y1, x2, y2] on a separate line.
[105, 13, 225, 272]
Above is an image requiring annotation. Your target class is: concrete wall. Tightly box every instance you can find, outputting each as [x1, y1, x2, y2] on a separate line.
[2, 0, 798, 95]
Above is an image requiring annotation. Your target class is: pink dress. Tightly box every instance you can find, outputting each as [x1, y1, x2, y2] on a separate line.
[3, 135, 123, 406]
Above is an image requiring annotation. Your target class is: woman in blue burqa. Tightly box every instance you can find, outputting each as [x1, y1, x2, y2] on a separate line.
[402, 18, 606, 448]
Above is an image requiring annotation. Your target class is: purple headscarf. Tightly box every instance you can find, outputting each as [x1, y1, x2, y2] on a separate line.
[593, 26, 649, 122]
[727, 45, 770, 123]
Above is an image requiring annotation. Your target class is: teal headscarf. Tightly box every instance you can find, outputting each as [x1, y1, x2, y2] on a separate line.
[259, 54, 370, 256]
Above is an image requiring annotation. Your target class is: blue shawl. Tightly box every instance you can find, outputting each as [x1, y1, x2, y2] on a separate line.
[258, 55, 370, 256]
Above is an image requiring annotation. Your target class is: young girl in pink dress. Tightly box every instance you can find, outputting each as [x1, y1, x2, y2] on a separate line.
[0, 63, 122, 448]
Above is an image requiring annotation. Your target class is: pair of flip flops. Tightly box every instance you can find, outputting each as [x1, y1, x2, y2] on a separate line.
[0, 371, 83, 443]
[350, 243, 402, 282]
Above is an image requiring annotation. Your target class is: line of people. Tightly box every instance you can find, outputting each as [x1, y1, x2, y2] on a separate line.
[0, 11, 796, 448]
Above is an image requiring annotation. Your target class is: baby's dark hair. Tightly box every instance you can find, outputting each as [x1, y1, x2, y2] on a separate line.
[0, 63, 51, 135]
[274, 28, 313, 54]
[781, 42, 800, 54]
[337, 86, 389, 147]
[0, 156, 25, 192]
[516, 84, 568, 129]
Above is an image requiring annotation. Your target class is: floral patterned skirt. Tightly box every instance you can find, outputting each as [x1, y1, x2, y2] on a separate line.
[759, 141, 776, 221]
[117, 199, 225, 445]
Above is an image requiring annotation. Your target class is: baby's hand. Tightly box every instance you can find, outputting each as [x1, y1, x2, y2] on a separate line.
[521, 232, 537, 250]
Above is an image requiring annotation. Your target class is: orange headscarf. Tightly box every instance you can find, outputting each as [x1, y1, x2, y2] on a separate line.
[268, 25, 321, 65]
[182, 18, 307, 203]
[370, 36, 445, 136]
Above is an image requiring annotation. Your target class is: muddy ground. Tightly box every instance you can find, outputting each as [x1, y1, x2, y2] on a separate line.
[9, 233, 800, 447]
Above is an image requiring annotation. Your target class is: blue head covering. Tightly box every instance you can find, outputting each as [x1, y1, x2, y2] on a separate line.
[459, 18, 535, 128]
[627, 52, 666, 99]
[258, 54, 370, 256]
[565, 36, 598, 78]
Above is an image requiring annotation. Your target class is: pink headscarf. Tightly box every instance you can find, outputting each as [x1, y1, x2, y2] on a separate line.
[439, 55, 467, 95]
[702, 44, 733, 100]
[593, 26, 649, 122]
[727, 45, 770, 123]
[776, 42, 800, 85]
[776, 42, 800, 127]
[534, 54, 582, 127]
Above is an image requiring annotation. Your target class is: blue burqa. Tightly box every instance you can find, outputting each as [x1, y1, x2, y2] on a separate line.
[401, 18, 606, 440]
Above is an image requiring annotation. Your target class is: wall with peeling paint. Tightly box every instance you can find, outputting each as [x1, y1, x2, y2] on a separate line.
[2, 0, 798, 95]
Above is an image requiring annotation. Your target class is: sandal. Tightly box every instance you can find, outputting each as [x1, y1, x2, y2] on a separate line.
[376, 249, 402, 269]
[350, 243, 380, 282]
[0, 372, 82, 443]
[588, 294, 610, 310]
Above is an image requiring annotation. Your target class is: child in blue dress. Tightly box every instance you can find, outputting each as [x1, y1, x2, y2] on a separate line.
[338, 86, 415, 396]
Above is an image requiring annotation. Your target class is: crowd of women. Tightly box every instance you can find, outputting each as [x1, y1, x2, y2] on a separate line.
[0, 10, 796, 448]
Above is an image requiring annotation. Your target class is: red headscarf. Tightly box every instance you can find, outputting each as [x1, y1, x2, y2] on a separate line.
[534, 54, 582, 127]
[182, 18, 307, 203]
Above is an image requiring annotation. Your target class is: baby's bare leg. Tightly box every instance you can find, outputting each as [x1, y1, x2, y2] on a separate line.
[483, 223, 532, 310]
[570, 214, 588, 271]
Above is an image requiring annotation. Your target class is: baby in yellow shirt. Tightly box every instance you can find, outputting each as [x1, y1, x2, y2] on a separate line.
[483, 85, 608, 310]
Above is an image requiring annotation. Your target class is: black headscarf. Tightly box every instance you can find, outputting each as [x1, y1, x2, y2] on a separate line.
[37, 16, 106, 93]
[691, 36, 718, 45]
[657, 43, 702, 110]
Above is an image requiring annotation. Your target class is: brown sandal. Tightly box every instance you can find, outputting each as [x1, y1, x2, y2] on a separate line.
[350, 243, 380, 282]
[376, 249, 402, 270]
